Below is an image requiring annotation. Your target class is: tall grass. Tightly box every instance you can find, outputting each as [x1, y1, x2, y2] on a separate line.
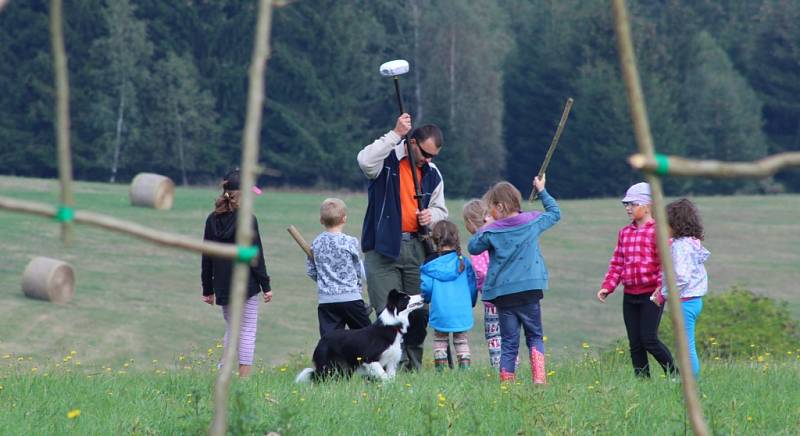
[1, 350, 798, 435]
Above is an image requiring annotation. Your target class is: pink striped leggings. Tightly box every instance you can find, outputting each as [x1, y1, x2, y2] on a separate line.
[221, 294, 260, 365]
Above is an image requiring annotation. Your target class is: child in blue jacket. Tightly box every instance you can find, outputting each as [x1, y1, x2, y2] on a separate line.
[421, 220, 477, 370]
[468, 176, 560, 383]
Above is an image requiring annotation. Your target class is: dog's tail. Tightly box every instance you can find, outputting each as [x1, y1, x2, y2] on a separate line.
[294, 367, 315, 383]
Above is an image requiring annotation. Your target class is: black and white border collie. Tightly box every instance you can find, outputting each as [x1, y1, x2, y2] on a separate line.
[295, 289, 424, 383]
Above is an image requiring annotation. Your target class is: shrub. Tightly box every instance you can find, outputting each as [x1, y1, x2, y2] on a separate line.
[660, 286, 800, 359]
[601, 287, 800, 362]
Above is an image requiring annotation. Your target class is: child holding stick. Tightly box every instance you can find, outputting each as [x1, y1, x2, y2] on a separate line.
[306, 198, 372, 338]
[468, 176, 559, 383]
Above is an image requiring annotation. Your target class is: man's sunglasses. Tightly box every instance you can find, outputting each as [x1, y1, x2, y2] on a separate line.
[416, 142, 437, 159]
[622, 201, 642, 207]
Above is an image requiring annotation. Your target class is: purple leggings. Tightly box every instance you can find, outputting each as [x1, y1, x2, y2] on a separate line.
[221, 294, 260, 365]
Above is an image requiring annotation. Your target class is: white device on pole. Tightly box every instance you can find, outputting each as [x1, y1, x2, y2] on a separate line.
[379, 59, 409, 77]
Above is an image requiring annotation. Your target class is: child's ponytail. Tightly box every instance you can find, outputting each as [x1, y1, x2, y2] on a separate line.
[455, 245, 465, 273]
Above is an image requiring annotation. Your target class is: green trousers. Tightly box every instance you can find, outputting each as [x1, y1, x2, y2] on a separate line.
[365, 238, 428, 371]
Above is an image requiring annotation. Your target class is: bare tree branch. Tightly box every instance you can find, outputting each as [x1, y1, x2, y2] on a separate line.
[629, 152, 800, 178]
[0, 195, 240, 259]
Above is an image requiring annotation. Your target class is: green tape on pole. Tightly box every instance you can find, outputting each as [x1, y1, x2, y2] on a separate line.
[237, 245, 259, 263]
[55, 205, 74, 223]
[654, 154, 670, 175]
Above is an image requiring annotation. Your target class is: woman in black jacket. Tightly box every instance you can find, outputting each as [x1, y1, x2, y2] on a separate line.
[201, 169, 272, 377]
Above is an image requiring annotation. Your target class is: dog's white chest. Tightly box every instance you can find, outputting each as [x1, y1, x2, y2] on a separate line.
[379, 333, 403, 367]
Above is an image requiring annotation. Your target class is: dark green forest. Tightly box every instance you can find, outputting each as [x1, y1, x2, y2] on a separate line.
[1, 0, 798, 198]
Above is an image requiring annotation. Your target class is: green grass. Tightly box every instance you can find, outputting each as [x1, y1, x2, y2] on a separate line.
[1, 351, 799, 435]
[1, 175, 799, 369]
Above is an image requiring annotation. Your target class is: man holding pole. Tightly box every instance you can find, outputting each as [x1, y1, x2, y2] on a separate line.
[357, 113, 448, 371]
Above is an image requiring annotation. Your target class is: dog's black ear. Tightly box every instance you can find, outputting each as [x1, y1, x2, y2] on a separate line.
[386, 289, 400, 302]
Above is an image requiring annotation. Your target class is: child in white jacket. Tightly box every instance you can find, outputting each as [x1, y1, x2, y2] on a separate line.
[653, 198, 709, 377]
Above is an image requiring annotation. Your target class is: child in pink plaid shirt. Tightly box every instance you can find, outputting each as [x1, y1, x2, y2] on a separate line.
[597, 182, 676, 378]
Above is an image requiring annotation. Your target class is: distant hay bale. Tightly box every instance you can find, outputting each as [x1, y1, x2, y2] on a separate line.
[21, 257, 75, 304]
[130, 173, 175, 210]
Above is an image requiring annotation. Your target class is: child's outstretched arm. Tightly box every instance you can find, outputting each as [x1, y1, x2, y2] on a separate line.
[532, 175, 561, 231]
[420, 272, 433, 304]
[467, 232, 490, 255]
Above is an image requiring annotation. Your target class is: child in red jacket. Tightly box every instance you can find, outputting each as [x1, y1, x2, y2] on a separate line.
[597, 182, 676, 378]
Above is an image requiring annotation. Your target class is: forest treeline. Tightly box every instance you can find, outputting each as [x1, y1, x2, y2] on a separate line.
[1, 0, 798, 198]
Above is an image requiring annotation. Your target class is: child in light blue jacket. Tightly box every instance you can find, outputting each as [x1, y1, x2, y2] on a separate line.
[468, 176, 560, 383]
[421, 220, 477, 370]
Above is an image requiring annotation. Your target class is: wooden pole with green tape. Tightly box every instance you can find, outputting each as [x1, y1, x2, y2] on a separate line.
[612, 0, 709, 434]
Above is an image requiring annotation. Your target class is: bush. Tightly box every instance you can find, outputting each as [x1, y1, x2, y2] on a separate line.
[660, 287, 800, 359]
[601, 287, 800, 362]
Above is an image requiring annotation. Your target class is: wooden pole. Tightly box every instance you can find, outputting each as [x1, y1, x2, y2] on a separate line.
[50, 0, 75, 244]
[209, 1, 274, 435]
[0, 195, 240, 259]
[529, 97, 574, 201]
[629, 152, 800, 178]
[611, 1, 709, 435]
[287, 225, 313, 258]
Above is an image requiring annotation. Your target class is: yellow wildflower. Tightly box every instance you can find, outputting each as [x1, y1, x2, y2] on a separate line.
[547, 371, 556, 376]
[581, 342, 590, 349]
[66, 409, 81, 419]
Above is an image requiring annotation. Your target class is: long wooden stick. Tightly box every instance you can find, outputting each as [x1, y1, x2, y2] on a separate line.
[0, 195, 240, 259]
[529, 97, 574, 201]
[50, 0, 75, 244]
[209, 1, 274, 435]
[287, 225, 313, 258]
[611, 1, 709, 435]
[629, 152, 800, 178]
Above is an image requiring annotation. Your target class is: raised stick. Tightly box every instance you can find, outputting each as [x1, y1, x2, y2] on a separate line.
[529, 97, 573, 201]
[287, 225, 313, 258]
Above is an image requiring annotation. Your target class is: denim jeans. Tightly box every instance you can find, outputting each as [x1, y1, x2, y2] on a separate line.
[681, 298, 703, 377]
[497, 301, 543, 374]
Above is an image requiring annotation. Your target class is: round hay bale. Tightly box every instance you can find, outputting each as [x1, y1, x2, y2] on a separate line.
[21, 257, 75, 304]
[130, 173, 175, 210]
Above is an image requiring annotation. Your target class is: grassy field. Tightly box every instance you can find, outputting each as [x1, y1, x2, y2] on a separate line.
[1, 175, 799, 369]
[1, 352, 799, 435]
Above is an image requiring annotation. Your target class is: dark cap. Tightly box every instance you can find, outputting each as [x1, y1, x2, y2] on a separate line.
[223, 168, 240, 191]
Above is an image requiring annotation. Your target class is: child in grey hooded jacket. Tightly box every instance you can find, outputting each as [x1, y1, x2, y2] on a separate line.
[652, 198, 709, 377]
